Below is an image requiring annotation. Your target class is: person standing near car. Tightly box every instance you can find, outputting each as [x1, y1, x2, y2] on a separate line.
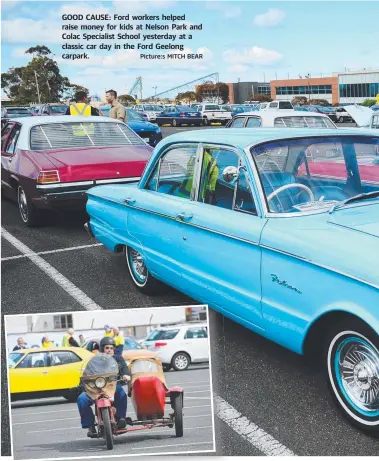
[13, 337, 27, 351]
[104, 325, 114, 338]
[113, 327, 125, 356]
[105, 89, 126, 122]
[65, 91, 99, 116]
[62, 328, 80, 347]
[42, 336, 54, 348]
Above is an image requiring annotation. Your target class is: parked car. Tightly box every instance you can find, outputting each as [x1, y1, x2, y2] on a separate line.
[371, 104, 379, 112]
[342, 105, 379, 131]
[335, 107, 354, 123]
[82, 336, 159, 364]
[1, 107, 33, 119]
[8, 347, 93, 402]
[133, 104, 164, 122]
[85, 127, 379, 435]
[36, 104, 68, 116]
[194, 103, 232, 125]
[142, 324, 209, 371]
[259, 100, 294, 110]
[99, 106, 163, 147]
[302, 105, 338, 122]
[226, 110, 337, 128]
[156, 105, 202, 127]
[1, 116, 153, 226]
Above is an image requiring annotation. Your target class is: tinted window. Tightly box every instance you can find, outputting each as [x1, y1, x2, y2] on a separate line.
[246, 117, 262, 127]
[279, 101, 293, 109]
[145, 146, 198, 198]
[204, 105, 220, 110]
[269, 102, 278, 108]
[230, 117, 245, 128]
[6, 108, 30, 115]
[184, 327, 208, 339]
[155, 329, 180, 340]
[49, 105, 67, 114]
[17, 352, 49, 368]
[6, 125, 21, 154]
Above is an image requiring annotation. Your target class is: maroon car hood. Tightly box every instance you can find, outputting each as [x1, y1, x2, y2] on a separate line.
[41, 145, 153, 182]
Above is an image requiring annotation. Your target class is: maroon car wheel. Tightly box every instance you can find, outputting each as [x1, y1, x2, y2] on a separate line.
[17, 185, 41, 227]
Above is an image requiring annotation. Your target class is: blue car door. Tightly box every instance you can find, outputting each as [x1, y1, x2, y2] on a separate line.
[175, 145, 267, 329]
[126, 143, 200, 288]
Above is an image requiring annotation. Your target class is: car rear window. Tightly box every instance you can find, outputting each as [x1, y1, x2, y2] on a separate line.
[274, 116, 335, 128]
[278, 102, 293, 109]
[30, 122, 145, 150]
[7, 108, 30, 114]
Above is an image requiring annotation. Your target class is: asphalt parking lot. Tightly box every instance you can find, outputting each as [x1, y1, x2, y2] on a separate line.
[3, 122, 378, 458]
[10, 367, 214, 459]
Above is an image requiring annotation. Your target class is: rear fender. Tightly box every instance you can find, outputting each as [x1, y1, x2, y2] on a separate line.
[168, 387, 184, 409]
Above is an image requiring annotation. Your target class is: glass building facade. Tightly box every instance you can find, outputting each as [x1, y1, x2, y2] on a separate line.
[339, 83, 379, 98]
[257, 85, 271, 95]
[276, 85, 332, 95]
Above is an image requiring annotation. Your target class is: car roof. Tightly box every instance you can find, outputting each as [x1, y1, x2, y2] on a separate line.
[7, 115, 118, 128]
[154, 323, 207, 330]
[159, 127, 373, 150]
[235, 110, 330, 119]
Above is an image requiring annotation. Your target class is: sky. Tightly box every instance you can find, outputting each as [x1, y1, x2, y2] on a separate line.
[1, 0, 378, 99]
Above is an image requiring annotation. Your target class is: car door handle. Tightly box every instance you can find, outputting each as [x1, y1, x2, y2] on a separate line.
[177, 212, 193, 222]
[124, 197, 135, 205]
[41, 371, 48, 375]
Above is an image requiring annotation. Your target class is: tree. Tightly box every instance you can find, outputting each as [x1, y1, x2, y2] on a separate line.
[63, 83, 89, 100]
[292, 96, 308, 106]
[249, 94, 272, 103]
[118, 94, 136, 105]
[195, 82, 229, 104]
[309, 99, 330, 106]
[175, 91, 196, 104]
[361, 99, 376, 107]
[1, 45, 84, 104]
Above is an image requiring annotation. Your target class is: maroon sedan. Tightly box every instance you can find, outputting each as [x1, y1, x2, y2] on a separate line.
[1, 116, 153, 226]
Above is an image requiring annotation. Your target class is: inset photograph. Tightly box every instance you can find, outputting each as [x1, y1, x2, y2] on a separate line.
[5, 305, 215, 460]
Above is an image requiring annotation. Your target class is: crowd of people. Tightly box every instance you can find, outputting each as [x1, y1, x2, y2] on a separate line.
[12, 324, 125, 353]
[67, 89, 126, 122]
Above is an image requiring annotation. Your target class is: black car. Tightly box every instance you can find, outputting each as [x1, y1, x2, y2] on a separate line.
[308, 105, 338, 122]
[156, 105, 203, 127]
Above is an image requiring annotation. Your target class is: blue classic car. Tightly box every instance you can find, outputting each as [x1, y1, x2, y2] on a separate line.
[99, 106, 162, 147]
[155, 105, 203, 127]
[85, 128, 379, 435]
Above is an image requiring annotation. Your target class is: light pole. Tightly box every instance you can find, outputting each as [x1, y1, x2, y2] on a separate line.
[152, 86, 157, 101]
[34, 70, 41, 104]
[305, 73, 311, 104]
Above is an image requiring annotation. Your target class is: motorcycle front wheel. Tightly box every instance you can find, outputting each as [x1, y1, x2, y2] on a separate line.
[101, 407, 114, 449]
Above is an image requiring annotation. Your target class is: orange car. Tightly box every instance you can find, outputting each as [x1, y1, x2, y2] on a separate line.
[82, 336, 160, 364]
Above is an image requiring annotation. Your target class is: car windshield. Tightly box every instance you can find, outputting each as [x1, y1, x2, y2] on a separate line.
[130, 360, 159, 374]
[30, 121, 145, 150]
[8, 352, 24, 368]
[49, 105, 68, 114]
[123, 337, 143, 350]
[127, 109, 145, 121]
[205, 105, 220, 110]
[176, 106, 193, 111]
[144, 105, 163, 111]
[250, 135, 379, 213]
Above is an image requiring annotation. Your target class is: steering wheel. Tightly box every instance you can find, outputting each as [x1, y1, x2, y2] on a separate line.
[267, 183, 314, 205]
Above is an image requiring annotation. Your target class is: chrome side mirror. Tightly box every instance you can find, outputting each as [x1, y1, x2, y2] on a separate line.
[222, 166, 239, 183]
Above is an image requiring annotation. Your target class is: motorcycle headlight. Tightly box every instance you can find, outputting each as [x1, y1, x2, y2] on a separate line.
[95, 377, 106, 388]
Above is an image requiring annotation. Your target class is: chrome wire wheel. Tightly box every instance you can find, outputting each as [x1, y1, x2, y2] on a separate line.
[128, 248, 147, 285]
[335, 336, 379, 417]
[17, 186, 29, 223]
[173, 353, 189, 371]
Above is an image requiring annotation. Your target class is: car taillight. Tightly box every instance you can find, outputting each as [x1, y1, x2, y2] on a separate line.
[154, 342, 167, 348]
[37, 170, 60, 184]
[179, 113, 185, 117]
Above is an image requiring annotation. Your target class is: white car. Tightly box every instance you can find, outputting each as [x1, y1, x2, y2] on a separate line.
[133, 104, 164, 122]
[142, 324, 209, 371]
[226, 109, 337, 128]
[259, 100, 294, 110]
[342, 105, 378, 130]
[195, 103, 232, 125]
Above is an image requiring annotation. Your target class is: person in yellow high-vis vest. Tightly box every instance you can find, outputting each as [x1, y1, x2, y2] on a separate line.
[42, 336, 54, 348]
[177, 149, 219, 204]
[65, 91, 99, 136]
[104, 325, 114, 338]
[113, 327, 125, 356]
[62, 328, 80, 347]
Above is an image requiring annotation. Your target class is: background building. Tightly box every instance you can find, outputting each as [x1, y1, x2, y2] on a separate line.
[227, 81, 271, 104]
[335, 69, 379, 104]
[6, 306, 208, 350]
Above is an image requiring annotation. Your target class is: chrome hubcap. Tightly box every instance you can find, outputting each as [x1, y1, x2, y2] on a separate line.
[130, 249, 147, 282]
[175, 355, 188, 370]
[338, 340, 379, 412]
[18, 188, 28, 222]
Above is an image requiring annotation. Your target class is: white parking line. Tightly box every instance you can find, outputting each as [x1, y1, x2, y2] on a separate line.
[3, 227, 295, 456]
[1, 228, 102, 311]
[1, 243, 102, 261]
[215, 395, 295, 456]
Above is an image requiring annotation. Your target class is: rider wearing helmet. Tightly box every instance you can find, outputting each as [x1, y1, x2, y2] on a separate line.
[77, 337, 131, 437]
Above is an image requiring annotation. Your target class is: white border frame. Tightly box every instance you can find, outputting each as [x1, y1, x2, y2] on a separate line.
[4, 304, 216, 461]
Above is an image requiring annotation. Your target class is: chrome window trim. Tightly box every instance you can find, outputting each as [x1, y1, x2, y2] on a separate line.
[260, 243, 379, 290]
[36, 177, 141, 190]
[96, 177, 140, 184]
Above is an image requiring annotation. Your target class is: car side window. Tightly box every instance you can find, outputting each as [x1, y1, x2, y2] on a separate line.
[230, 117, 245, 128]
[269, 102, 278, 108]
[246, 117, 262, 128]
[5, 125, 21, 155]
[185, 327, 208, 339]
[1, 123, 14, 151]
[145, 145, 198, 198]
[17, 352, 49, 368]
[50, 351, 74, 366]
